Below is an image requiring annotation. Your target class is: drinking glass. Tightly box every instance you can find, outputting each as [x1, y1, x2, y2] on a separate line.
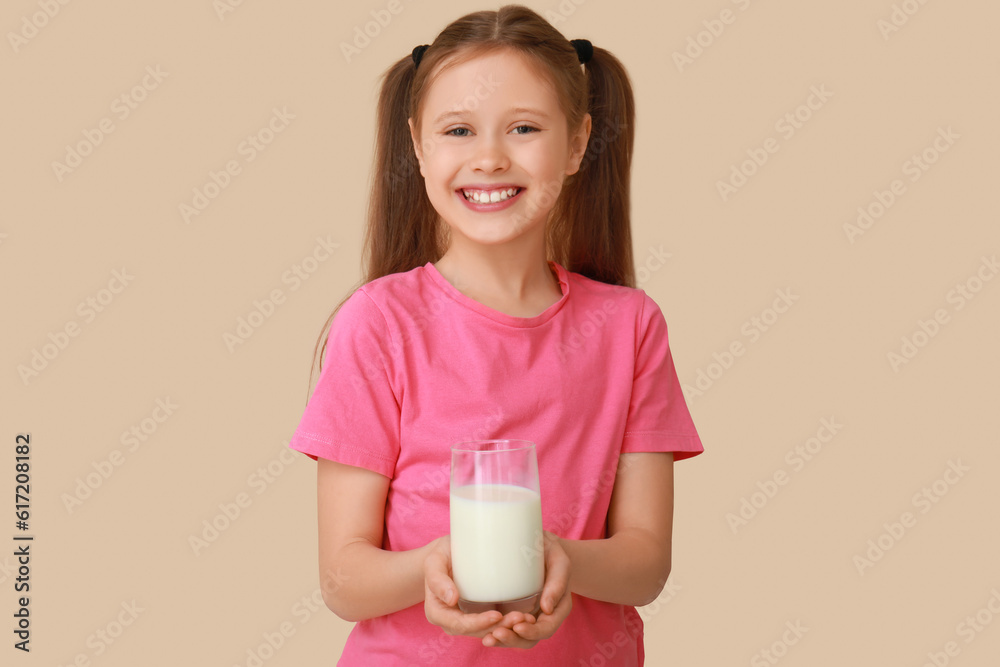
[449, 439, 544, 616]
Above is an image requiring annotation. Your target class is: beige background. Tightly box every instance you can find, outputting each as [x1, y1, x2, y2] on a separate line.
[3, 0, 999, 665]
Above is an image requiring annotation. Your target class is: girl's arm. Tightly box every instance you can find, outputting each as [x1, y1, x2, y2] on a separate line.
[556, 452, 674, 607]
[317, 458, 436, 621]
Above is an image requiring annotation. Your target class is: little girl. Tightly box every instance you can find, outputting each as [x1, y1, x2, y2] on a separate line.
[289, 5, 703, 665]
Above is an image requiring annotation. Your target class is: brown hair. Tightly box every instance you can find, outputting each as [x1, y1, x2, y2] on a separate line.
[305, 3, 636, 399]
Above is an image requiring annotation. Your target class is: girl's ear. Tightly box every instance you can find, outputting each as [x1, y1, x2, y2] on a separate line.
[408, 117, 425, 175]
[566, 113, 592, 176]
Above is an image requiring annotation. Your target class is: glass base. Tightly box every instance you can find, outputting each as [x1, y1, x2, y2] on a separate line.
[458, 592, 541, 617]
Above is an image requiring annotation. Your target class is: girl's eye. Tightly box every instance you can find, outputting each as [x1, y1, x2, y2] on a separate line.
[444, 126, 539, 137]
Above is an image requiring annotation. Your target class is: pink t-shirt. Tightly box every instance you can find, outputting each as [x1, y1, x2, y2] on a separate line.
[289, 260, 703, 666]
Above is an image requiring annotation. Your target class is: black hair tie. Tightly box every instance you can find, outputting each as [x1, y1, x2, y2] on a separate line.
[570, 38, 593, 65]
[411, 44, 430, 68]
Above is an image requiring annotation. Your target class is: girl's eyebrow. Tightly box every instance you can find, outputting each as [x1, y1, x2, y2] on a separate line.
[510, 107, 550, 119]
[433, 107, 550, 125]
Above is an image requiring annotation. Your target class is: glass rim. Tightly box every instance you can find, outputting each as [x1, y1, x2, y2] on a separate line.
[450, 439, 536, 453]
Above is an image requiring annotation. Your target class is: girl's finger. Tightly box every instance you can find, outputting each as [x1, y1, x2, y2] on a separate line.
[453, 609, 503, 634]
[423, 558, 457, 605]
[437, 584, 456, 605]
[541, 543, 570, 614]
[487, 626, 536, 649]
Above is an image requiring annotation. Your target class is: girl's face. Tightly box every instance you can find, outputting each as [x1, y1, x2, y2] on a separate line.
[409, 48, 590, 251]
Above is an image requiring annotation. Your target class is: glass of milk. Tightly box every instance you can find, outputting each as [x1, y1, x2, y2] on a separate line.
[450, 439, 544, 616]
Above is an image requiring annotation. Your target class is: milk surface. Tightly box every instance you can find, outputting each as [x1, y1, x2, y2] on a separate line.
[450, 483, 544, 603]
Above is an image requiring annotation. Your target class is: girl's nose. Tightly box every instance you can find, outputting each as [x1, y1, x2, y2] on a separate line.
[470, 135, 510, 173]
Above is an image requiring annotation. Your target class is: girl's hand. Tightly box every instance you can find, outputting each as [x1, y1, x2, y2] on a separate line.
[483, 531, 573, 649]
[423, 536, 527, 640]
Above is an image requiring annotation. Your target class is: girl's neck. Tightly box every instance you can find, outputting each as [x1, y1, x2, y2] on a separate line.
[433, 254, 561, 318]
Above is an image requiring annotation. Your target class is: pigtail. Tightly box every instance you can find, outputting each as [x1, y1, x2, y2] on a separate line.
[549, 46, 637, 289]
[306, 53, 442, 397]
[365, 57, 442, 279]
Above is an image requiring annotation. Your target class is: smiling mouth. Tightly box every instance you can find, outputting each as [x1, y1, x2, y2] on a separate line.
[458, 187, 524, 204]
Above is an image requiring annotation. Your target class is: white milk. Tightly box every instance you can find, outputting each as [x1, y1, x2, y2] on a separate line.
[450, 483, 544, 603]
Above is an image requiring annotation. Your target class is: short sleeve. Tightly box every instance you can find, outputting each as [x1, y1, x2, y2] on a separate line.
[621, 293, 704, 460]
[288, 289, 401, 477]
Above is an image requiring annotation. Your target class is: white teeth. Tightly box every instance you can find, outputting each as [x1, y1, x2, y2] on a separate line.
[463, 187, 519, 203]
